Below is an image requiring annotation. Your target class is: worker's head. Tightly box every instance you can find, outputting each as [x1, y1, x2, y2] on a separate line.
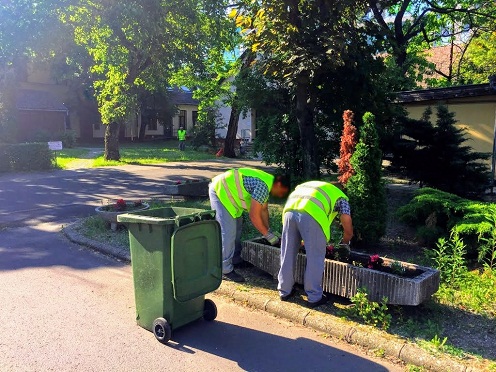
[270, 174, 290, 198]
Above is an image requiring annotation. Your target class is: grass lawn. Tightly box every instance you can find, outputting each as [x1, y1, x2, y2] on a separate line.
[56, 141, 216, 169]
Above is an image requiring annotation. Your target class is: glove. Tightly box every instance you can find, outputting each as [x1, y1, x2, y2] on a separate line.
[264, 231, 280, 246]
[338, 241, 351, 253]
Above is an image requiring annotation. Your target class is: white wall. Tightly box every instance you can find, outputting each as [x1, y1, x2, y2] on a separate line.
[215, 106, 254, 142]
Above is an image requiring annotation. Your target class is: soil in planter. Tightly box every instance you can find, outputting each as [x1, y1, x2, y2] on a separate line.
[255, 238, 424, 279]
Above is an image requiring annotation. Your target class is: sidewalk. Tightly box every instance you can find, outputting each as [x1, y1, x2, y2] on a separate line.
[62, 220, 479, 372]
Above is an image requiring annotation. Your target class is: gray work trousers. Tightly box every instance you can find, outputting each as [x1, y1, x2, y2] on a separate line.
[277, 211, 327, 303]
[208, 186, 243, 274]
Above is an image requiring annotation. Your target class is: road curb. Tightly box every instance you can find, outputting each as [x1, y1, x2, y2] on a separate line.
[62, 221, 476, 372]
[62, 220, 131, 263]
[213, 285, 473, 372]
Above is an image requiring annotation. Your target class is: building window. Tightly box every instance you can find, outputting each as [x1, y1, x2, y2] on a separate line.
[94, 122, 101, 130]
[148, 118, 158, 131]
[179, 110, 186, 128]
[192, 111, 198, 127]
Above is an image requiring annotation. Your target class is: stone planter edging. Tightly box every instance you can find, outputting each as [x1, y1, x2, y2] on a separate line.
[95, 202, 149, 231]
[241, 238, 440, 306]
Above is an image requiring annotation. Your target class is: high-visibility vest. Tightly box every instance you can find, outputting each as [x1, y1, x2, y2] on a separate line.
[211, 168, 274, 218]
[178, 129, 186, 140]
[283, 181, 349, 241]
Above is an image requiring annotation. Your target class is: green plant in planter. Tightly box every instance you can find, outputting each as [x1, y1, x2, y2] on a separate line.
[390, 260, 405, 276]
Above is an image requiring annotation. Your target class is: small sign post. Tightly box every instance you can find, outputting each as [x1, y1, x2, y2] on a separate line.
[48, 141, 63, 164]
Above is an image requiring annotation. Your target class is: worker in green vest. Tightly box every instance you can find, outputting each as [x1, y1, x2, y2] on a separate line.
[209, 168, 290, 282]
[177, 126, 186, 151]
[278, 181, 353, 308]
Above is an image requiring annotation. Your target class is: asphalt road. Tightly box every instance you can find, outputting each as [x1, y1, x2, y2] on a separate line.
[0, 159, 405, 371]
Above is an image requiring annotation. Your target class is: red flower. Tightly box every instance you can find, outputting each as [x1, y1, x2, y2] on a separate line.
[367, 254, 383, 269]
[115, 199, 127, 211]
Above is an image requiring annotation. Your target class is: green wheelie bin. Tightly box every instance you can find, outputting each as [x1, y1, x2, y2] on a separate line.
[117, 207, 222, 344]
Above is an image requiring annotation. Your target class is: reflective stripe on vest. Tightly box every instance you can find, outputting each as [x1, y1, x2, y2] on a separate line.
[283, 181, 348, 241]
[212, 168, 274, 218]
[220, 169, 246, 212]
[287, 183, 332, 214]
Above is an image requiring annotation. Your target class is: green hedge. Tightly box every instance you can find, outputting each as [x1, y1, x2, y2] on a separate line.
[0, 143, 54, 172]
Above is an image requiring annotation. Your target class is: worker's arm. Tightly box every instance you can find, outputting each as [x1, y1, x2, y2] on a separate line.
[249, 199, 270, 236]
[340, 214, 353, 244]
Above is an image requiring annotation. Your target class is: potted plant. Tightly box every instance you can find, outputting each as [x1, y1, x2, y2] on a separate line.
[95, 199, 149, 230]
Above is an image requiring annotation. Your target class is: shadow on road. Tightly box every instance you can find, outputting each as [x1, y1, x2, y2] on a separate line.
[0, 224, 126, 271]
[168, 319, 392, 371]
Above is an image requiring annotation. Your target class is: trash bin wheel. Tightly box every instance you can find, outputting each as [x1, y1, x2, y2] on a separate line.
[203, 299, 217, 321]
[152, 317, 171, 344]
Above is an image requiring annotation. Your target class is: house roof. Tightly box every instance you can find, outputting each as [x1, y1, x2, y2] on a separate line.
[16, 89, 68, 112]
[167, 87, 198, 106]
[421, 44, 463, 81]
[395, 82, 496, 103]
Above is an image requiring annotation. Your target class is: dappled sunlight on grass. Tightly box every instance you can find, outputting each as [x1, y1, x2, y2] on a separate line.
[92, 144, 215, 166]
[54, 148, 91, 169]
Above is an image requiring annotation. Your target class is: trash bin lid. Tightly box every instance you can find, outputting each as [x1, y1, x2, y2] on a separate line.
[171, 220, 222, 302]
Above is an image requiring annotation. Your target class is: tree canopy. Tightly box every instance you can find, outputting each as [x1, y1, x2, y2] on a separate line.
[365, 0, 496, 88]
[58, 0, 233, 159]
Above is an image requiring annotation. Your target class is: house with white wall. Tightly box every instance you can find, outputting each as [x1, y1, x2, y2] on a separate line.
[215, 105, 255, 143]
[91, 87, 199, 140]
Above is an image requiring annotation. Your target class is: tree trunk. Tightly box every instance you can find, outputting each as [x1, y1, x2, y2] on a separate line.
[222, 50, 255, 158]
[296, 73, 319, 179]
[224, 101, 240, 158]
[104, 121, 121, 161]
[138, 119, 147, 141]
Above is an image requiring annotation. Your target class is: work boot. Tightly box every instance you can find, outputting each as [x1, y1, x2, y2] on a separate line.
[280, 288, 295, 301]
[306, 294, 328, 308]
[233, 260, 253, 269]
[222, 270, 245, 283]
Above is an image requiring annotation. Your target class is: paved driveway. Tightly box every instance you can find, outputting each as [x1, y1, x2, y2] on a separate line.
[0, 160, 405, 371]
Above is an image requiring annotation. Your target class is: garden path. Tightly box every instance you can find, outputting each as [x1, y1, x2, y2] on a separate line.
[64, 148, 103, 169]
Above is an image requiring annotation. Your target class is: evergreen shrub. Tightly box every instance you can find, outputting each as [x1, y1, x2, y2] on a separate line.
[391, 105, 490, 197]
[346, 112, 387, 245]
[337, 110, 357, 185]
[398, 187, 496, 261]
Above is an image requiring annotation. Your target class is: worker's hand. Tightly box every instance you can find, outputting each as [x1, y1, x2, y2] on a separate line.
[338, 241, 351, 253]
[264, 231, 280, 246]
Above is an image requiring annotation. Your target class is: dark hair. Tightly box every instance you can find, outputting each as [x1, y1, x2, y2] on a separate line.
[274, 174, 291, 189]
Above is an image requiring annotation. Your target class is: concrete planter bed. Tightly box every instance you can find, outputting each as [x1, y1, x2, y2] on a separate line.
[162, 178, 210, 197]
[241, 238, 440, 306]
